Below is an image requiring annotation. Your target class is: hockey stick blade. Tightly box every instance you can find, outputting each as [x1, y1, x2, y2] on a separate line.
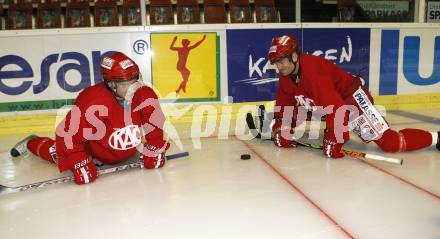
[246, 112, 262, 139]
[247, 110, 321, 150]
[258, 105, 265, 134]
[0, 151, 190, 196]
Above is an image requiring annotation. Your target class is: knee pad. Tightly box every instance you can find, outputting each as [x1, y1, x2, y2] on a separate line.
[375, 130, 406, 153]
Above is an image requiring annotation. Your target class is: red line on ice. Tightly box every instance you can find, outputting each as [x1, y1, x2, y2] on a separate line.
[237, 137, 356, 239]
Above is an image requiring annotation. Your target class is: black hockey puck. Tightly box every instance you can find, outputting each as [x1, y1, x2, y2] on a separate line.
[10, 148, 20, 157]
[240, 154, 251, 160]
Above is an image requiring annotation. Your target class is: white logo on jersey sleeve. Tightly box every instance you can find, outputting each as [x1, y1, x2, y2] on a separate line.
[109, 125, 142, 150]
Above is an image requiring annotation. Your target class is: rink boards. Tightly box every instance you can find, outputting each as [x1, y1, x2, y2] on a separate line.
[0, 23, 439, 134]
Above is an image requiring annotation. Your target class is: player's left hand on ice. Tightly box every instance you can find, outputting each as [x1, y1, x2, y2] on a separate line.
[140, 141, 170, 169]
[322, 135, 345, 159]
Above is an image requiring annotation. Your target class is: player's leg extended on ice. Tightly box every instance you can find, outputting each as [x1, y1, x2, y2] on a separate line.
[374, 129, 440, 153]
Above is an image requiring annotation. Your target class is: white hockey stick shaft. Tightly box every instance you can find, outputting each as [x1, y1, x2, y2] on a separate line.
[364, 153, 403, 165]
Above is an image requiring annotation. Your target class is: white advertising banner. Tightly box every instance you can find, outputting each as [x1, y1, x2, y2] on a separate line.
[371, 27, 440, 96]
[0, 30, 150, 104]
[427, 1, 440, 23]
[396, 28, 440, 95]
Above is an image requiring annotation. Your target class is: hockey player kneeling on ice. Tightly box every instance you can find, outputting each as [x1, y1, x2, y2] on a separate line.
[268, 34, 440, 158]
[12, 52, 169, 185]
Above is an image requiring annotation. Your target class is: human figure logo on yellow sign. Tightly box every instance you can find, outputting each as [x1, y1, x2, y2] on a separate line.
[169, 34, 206, 94]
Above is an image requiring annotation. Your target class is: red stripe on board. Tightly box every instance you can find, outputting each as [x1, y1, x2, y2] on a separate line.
[237, 137, 356, 239]
[359, 160, 440, 200]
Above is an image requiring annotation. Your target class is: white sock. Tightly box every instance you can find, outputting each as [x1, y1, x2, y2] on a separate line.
[430, 132, 438, 146]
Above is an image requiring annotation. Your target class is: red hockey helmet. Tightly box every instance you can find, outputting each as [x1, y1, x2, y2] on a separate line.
[268, 34, 299, 64]
[100, 52, 140, 82]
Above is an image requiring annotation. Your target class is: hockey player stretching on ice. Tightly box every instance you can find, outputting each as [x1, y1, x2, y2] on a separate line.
[268, 34, 439, 158]
[11, 52, 169, 184]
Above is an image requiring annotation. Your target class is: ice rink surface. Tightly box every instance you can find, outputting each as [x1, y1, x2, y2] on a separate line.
[0, 109, 439, 239]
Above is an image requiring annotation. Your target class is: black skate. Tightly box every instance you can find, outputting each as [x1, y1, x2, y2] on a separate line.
[10, 135, 37, 157]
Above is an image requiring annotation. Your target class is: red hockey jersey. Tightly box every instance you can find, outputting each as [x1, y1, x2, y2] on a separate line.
[274, 54, 363, 142]
[55, 82, 165, 172]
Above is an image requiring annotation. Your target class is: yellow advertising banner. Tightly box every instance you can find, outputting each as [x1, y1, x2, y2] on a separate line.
[151, 32, 219, 102]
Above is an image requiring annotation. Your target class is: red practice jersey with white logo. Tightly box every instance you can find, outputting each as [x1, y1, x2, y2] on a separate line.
[55, 82, 165, 172]
[274, 54, 363, 141]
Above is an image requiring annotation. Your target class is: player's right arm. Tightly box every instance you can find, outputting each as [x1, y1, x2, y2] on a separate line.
[55, 93, 99, 184]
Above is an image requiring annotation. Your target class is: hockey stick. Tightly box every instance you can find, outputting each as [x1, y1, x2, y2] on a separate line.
[0, 151, 189, 196]
[246, 111, 403, 165]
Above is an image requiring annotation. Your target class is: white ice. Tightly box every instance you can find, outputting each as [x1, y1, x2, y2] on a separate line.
[0, 109, 439, 239]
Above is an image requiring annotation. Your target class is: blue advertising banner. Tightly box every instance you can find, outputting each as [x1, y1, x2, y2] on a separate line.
[227, 29, 302, 103]
[302, 28, 371, 87]
[227, 28, 371, 103]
